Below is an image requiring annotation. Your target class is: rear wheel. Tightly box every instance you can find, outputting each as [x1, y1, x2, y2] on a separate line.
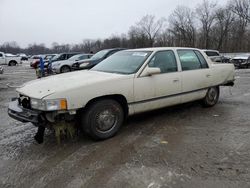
[202, 86, 220, 107]
[9, 61, 17, 66]
[81, 99, 124, 140]
[60, 66, 71, 73]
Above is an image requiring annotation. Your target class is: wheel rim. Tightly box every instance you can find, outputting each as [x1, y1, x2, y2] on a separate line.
[61, 67, 70, 73]
[95, 109, 117, 133]
[207, 88, 218, 104]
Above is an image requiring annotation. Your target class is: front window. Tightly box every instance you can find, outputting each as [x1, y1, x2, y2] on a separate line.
[92, 51, 152, 74]
[148, 50, 177, 73]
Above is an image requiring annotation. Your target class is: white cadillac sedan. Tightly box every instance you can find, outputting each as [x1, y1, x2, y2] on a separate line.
[8, 47, 235, 140]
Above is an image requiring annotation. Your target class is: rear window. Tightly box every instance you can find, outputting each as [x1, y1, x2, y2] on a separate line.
[205, 51, 220, 57]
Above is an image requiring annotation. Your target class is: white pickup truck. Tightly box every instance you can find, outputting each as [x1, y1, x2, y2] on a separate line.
[0, 52, 22, 66]
[8, 47, 235, 141]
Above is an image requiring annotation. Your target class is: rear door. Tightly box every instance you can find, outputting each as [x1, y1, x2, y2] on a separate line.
[177, 49, 212, 103]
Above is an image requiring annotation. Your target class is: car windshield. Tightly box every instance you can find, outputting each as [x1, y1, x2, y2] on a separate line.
[90, 50, 109, 60]
[51, 54, 61, 61]
[44, 55, 55, 60]
[92, 51, 152, 74]
[68, 54, 83, 61]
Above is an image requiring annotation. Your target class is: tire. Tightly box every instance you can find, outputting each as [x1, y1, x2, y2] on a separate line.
[202, 86, 220, 107]
[60, 65, 71, 73]
[9, 61, 17, 66]
[81, 99, 124, 140]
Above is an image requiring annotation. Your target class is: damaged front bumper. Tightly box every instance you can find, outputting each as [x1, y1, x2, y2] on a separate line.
[8, 98, 76, 127]
[8, 98, 42, 124]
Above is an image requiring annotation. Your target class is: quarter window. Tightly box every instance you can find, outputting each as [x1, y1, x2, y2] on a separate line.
[194, 51, 208, 68]
[148, 51, 177, 73]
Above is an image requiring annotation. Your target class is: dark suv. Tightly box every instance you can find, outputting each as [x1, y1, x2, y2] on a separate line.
[72, 48, 126, 70]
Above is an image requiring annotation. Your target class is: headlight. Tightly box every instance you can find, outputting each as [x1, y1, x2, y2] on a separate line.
[80, 62, 89, 68]
[30, 98, 67, 111]
[52, 63, 60, 68]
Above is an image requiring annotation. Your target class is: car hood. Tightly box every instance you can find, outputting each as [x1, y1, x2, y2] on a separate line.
[17, 70, 126, 99]
[78, 58, 98, 64]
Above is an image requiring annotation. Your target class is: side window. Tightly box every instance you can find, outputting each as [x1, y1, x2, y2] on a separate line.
[194, 51, 208, 68]
[148, 51, 177, 73]
[67, 54, 75, 59]
[106, 50, 117, 58]
[177, 50, 202, 71]
[205, 51, 219, 57]
[59, 54, 66, 60]
[78, 55, 86, 60]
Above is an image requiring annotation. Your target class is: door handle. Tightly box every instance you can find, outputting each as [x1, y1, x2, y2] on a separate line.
[206, 74, 211, 78]
[173, 79, 179, 83]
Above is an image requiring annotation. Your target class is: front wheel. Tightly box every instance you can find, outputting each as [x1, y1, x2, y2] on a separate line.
[201, 86, 220, 107]
[81, 99, 124, 140]
[9, 61, 17, 66]
[60, 66, 71, 73]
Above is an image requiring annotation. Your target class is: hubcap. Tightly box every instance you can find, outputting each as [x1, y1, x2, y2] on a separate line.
[62, 67, 70, 73]
[96, 109, 117, 132]
[207, 88, 217, 103]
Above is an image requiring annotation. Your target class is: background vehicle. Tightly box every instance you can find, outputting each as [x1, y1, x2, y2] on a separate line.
[202, 49, 223, 62]
[72, 48, 125, 70]
[29, 55, 41, 67]
[17, 53, 29, 61]
[0, 66, 3, 74]
[35, 52, 81, 77]
[230, 55, 250, 68]
[52, 53, 93, 73]
[30, 54, 56, 69]
[8, 47, 235, 141]
[0, 52, 22, 66]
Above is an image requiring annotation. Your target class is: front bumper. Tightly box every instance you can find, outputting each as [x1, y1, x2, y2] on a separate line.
[52, 67, 60, 74]
[8, 99, 42, 124]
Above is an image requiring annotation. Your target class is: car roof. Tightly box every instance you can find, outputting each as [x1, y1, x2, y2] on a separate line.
[124, 47, 201, 52]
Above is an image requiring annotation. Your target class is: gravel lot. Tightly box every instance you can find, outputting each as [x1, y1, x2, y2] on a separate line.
[1, 63, 250, 188]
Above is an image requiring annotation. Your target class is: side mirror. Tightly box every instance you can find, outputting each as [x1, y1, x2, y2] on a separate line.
[140, 66, 161, 77]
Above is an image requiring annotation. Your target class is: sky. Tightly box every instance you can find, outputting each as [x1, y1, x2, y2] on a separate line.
[0, 0, 228, 47]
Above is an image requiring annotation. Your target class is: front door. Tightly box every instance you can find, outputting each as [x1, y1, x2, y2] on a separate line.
[133, 50, 182, 113]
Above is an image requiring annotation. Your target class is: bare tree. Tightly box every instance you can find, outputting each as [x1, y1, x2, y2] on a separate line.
[229, 0, 250, 51]
[213, 6, 234, 50]
[196, 0, 217, 49]
[230, 0, 250, 22]
[169, 6, 196, 47]
[129, 15, 166, 47]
